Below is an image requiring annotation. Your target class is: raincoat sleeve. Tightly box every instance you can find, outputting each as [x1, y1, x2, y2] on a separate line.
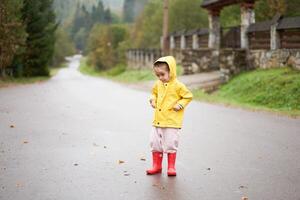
[177, 83, 193, 108]
[150, 82, 158, 103]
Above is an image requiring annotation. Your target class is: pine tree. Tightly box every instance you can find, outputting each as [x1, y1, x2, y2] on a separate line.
[91, 1, 104, 24]
[0, 0, 25, 77]
[123, 0, 135, 22]
[81, 5, 92, 30]
[71, 3, 94, 50]
[71, 3, 86, 38]
[21, 0, 57, 76]
[103, 8, 112, 24]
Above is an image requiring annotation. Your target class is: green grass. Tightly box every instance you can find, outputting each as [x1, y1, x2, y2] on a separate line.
[193, 67, 300, 117]
[50, 62, 68, 76]
[0, 76, 49, 87]
[177, 64, 183, 76]
[79, 57, 156, 83]
[0, 63, 67, 88]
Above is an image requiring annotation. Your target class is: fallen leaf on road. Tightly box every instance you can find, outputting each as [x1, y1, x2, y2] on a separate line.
[16, 182, 23, 187]
[152, 184, 165, 190]
[118, 160, 125, 164]
[140, 157, 146, 161]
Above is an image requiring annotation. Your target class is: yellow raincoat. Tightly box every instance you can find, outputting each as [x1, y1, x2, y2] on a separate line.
[151, 56, 193, 128]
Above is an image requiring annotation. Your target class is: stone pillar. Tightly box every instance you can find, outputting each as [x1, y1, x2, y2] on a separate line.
[208, 9, 221, 49]
[192, 34, 199, 49]
[270, 23, 280, 50]
[180, 34, 186, 49]
[170, 35, 175, 50]
[240, 2, 255, 49]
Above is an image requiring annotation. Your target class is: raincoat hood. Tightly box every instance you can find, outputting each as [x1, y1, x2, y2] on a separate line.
[154, 56, 177, 81]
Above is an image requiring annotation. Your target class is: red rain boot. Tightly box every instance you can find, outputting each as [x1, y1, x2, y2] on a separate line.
[167, 153, 177, 176]
[146, 152, 163, 175]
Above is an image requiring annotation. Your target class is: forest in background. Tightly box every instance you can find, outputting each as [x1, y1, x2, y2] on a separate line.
[1, 0, 300, 78]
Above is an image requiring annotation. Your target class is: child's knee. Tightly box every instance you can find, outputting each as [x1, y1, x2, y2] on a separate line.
[165, 139, 178, 153]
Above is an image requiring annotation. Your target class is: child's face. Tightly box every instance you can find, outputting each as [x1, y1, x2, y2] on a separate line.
[154, 66, 170, 83]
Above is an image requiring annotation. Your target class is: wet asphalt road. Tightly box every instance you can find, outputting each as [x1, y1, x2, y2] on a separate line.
[0, 55, 300, 200]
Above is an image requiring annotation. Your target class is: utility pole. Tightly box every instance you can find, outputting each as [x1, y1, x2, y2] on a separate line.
[162, 0, 169, 55]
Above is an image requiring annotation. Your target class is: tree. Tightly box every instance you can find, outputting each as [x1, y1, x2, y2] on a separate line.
[86, 24, 129, 69]
[103, 8, 112, 24]
[123, 0, 135, 22]
[0, 0, 25, 77]
[255, 0, 288, 21]
[74, 28, 88, 51]
[131, 0, 163, 48]
[21, 0, 57, 76]
[87, 25, 114, 70]
[285, 0, 300, 17]
[91, 1, 104, 24]
[169, 0, 208, 32]
[220, 5, 240, 27]
[52, 28, 76, 66]
[69, 1, 115, 52]
[131, 0, 209, 49]
[123, 0, 148, 23]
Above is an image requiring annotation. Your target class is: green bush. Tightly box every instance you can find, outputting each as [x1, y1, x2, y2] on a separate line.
[106, 64, 126, 76]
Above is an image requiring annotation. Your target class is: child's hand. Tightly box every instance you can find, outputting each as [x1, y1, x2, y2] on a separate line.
[150, 99, 156, 109]
[173, 104, 181, 112]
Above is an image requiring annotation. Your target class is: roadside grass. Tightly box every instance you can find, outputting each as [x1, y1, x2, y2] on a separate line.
[0, 63, 67, 88]
[193, 67, 300, 117]
[0, 76, 49, 87]
[50, 62, 68, 76]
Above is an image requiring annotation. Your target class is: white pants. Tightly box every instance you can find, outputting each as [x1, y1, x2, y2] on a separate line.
[150, 127, 180, 153]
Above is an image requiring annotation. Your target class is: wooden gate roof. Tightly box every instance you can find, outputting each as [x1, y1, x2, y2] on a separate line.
[248, 15, 300, 32]
[201, 0, 255, 9]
